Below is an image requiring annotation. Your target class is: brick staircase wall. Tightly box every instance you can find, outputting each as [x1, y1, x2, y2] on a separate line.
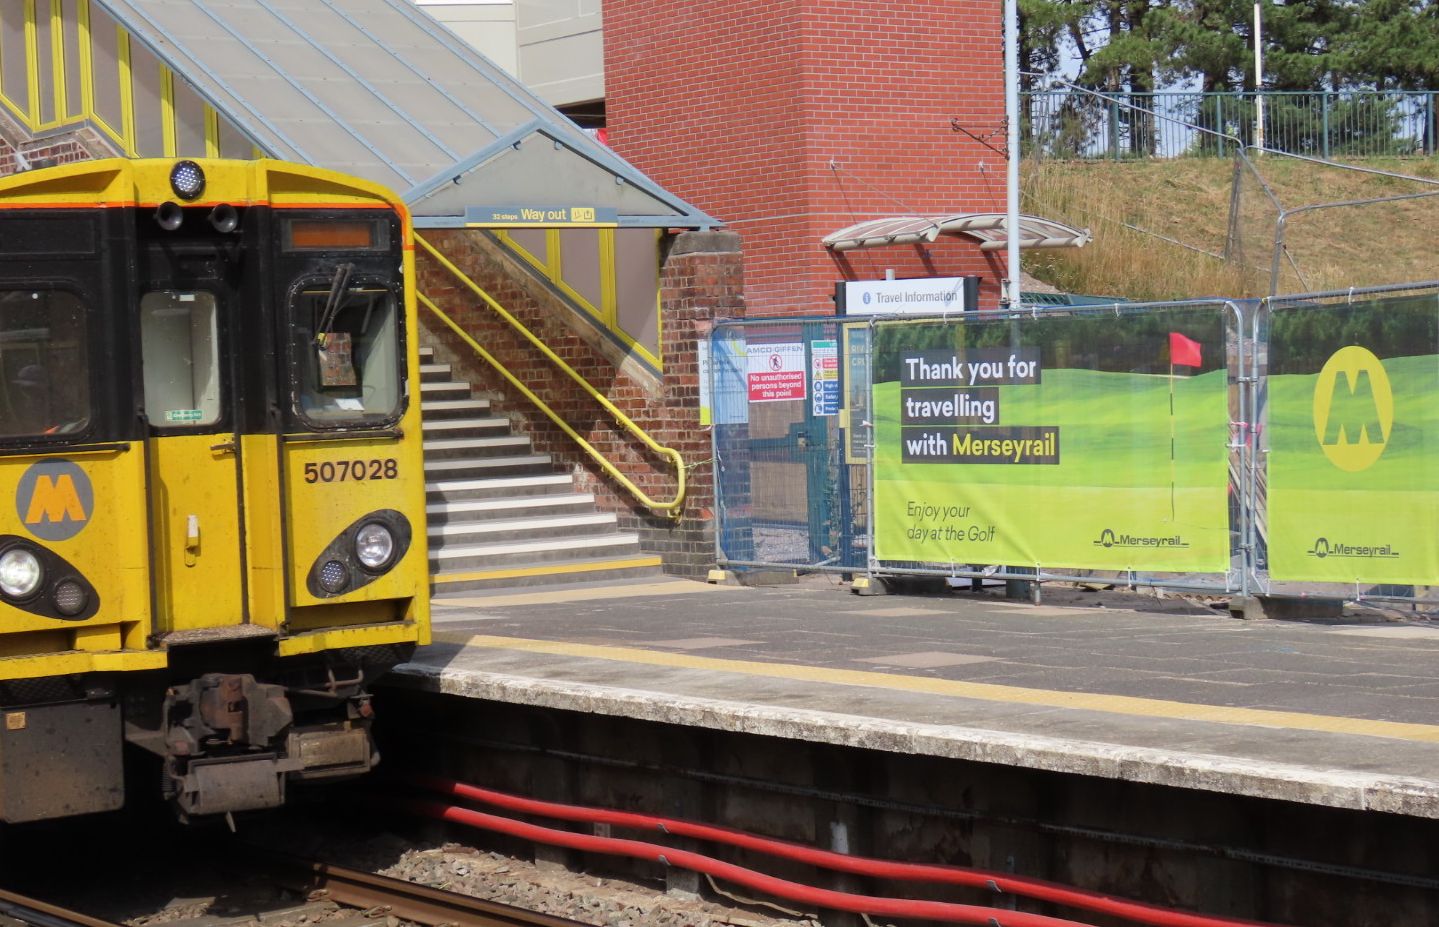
[415, 228, 745, 579]
[0, 106, 118, 177]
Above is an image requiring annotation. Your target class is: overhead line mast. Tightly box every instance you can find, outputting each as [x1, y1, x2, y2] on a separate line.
[1005, 0, 1022, 309]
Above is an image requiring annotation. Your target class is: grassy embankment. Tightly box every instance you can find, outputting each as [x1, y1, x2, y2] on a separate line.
[1023, 156, 1439, 301]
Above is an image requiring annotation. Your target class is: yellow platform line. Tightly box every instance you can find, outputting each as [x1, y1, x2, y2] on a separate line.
[435, 579, 726, 609]
[432, 633, 1439, 745]
[432, 556, 662, 585]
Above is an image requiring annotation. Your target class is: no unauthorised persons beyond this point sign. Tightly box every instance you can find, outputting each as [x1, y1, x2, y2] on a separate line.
[747, 342, 806, 402]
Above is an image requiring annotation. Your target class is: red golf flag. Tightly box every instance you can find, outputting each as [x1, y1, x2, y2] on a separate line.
[1169, 332, 1202, 367]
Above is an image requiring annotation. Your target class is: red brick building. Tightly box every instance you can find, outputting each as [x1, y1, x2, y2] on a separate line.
[603, 0, 1008, 315]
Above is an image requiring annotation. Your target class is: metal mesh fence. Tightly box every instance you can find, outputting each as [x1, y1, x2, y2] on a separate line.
[712, 286, 1439, 606]
[1024, 90, 1437, 161]
[1252, 282, 1439, 605]
[864, 301, 1247, 594]
[710, 318, 869, 572]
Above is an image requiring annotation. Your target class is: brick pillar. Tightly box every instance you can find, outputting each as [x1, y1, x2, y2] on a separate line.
[603, 0, 1006, 315]
[632, 230, 745, 576]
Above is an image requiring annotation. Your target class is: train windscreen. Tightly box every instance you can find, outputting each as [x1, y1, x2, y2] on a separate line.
[0, 290, 89, 438]
[290, 271, 401, 427]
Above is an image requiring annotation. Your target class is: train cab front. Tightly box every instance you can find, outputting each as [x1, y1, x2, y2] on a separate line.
[122, 160, 430, 819]
[0, 159, 428, 823]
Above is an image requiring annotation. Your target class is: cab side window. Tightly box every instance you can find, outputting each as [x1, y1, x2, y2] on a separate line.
[0, 290, 89, 438]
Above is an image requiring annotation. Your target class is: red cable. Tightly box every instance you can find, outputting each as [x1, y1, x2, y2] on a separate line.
[408, 775, 1283, 927]
[402, 796, 1095, 927]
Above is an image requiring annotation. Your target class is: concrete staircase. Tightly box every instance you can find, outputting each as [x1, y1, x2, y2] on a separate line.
[420, 346, 664, 593]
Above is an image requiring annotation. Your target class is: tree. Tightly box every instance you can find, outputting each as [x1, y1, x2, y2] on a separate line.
[1332, 0, 1439, 90]
[1017, 0, 1439, 94]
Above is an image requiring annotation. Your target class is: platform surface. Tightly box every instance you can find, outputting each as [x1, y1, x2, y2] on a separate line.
[388, 578, 1439, 818]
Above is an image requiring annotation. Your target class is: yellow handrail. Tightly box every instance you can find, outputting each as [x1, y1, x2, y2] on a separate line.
[414, 235, 686, 516]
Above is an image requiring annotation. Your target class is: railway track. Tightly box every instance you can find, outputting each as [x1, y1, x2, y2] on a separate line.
[0, 886, 122, 927]
[0, 858, 586, 927]
[267, 857, 590, 927]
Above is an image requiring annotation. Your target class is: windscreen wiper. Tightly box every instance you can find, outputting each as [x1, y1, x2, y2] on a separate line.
[314, 263, 354, 346]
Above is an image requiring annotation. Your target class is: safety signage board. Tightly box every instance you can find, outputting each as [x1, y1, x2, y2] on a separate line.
[747, 342, 806, 402]
[811, 339, 839, 416]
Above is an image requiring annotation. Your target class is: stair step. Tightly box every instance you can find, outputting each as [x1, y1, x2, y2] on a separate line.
[425, 473, 574, 502]
[423, 434, 533, 459]
[421, 417, 510, 438]
[431, 555, 665, 593]
[428, 492, 597, 521]
[416, 341, 665, 592]
[430, 534, 642, 570]
[420, 380, 471, 400]
[429, 512, 619, 544]
[424, 454, 552, 479]
[421, 398, 492, 420]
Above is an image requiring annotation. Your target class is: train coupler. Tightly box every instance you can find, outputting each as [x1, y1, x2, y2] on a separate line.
[161, 672, 377, 817]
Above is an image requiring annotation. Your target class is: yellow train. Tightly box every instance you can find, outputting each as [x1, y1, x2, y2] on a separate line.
[0, 158, 429, 822]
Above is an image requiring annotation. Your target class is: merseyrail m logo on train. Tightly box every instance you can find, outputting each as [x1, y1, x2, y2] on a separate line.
[14, 459, 93, 541]
[1312, 345, 1392, 472]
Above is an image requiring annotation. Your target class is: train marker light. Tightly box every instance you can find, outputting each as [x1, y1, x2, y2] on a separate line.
[318, 559, 349, 593]
[170, 160, 205, 200]
[51, 579, 87, 617]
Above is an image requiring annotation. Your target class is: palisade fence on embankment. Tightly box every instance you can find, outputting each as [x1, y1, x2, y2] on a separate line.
[1022, 89, 1438, 161]
[710, 282, 1439, 607]
[1013, 83, 1439, 301]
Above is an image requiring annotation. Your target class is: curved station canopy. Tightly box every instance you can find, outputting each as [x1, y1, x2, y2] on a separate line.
[99, 0, 713, 228]
[823, 214, 1091, 252]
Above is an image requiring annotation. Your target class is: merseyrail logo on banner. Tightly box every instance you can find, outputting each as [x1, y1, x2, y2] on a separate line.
[1267, 294, 1439, 584]
[15, 459, 93, 542]
[1312, 345, 1392, 472]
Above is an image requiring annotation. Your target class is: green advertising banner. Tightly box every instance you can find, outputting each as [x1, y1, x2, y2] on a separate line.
[1268, 295, 1439, 584]
[871, 309, 1231, 571]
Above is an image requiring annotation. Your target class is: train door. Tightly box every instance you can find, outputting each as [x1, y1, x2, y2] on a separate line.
[142, 288, 247, 632]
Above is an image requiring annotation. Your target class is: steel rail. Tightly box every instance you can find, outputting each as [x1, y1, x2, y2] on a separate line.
[268, 856, 588, 927]
[0, 886, 124, 927]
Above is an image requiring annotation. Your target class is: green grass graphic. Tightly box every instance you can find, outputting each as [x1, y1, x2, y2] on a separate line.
[872, 367, 1230, 570]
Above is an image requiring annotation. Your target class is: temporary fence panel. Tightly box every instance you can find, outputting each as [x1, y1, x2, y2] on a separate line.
[868, 302, 1241, 584]
[712, 285, 1439, 607]
[1261, 286, 1439, 592]
[710, 318, 869, 572]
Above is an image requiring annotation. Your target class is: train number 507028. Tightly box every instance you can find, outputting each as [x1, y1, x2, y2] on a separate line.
[302, 459, 400, 483]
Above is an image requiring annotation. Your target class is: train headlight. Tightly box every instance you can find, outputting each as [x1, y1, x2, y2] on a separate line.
[0, 548, 43, 600]
[170, 160, 205, 201]
[354, 523, 395, 572]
